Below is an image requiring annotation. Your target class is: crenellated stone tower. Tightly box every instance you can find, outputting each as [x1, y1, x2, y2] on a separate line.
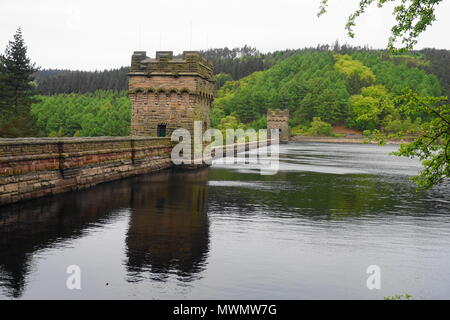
[267, 109, 290, 143]
[128, 51, 214, 137]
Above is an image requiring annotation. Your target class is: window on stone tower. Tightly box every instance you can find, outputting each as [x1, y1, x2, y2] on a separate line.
[157, 124, 166, 137]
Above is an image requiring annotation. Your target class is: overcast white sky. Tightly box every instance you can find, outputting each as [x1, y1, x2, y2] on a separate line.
[1, 0, 449, 71]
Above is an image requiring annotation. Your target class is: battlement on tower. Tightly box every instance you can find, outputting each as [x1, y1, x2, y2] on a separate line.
[130, 51, 214, 81]
[267, 109, 290, 143]
[128, 50, 214, 138]
[267, 109, 289, 119]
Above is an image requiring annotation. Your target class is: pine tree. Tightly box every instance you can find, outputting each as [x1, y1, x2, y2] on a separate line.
[0, 27, 39, 137]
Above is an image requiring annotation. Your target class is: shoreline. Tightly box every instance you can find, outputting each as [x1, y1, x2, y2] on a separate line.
[290, 135, 415, 145]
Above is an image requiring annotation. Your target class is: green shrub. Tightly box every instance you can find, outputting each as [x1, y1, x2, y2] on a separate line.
[306, 117, 332, 136]
[384, 117, 421, 135]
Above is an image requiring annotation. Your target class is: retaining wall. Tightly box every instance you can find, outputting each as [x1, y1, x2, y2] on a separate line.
[0, 136, 272, 206]
[0, 137, 173, 205]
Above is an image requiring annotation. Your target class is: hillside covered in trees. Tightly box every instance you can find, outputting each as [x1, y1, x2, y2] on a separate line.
[35, 67, 129, 95]
[34, 45, 450, 96]
[212, 51, 444, 137]
[29, 48, 447, 139]
[31, 90, 130, 137]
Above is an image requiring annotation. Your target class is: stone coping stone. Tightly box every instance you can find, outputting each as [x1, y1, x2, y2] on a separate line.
[0, 136, 171, 145]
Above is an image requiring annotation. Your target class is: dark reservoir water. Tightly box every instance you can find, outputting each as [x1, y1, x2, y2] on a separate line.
[0, 142, 449, 299]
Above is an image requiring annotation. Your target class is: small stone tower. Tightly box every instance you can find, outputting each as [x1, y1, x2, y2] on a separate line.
[128, 51, 214, 137]
[267, 109, 290, 143]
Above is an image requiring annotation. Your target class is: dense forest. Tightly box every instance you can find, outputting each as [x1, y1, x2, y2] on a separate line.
[31, 90, 130, 137]
[28, 48, 447, 139]
[34, 44, 450, 96]
[35, 67, 129, 94]
[212, 51, 443, 136]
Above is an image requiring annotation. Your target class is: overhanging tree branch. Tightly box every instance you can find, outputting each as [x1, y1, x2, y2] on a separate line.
[318, 0, 445, 51]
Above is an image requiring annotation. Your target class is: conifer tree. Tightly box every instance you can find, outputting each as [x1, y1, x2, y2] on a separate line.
[0, 27, 39, 137]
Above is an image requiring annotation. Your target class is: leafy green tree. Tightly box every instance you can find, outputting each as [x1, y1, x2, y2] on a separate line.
[334, 54, 375, 94]
[211, 104, 226, 128]
[31, 90, 131, 137]
[247, 115, 267, 131]
[318, 0, 448, 188]
[347, 85, 395, 130]
[0, 27, 39, 137]
[352, 52, 442, 97]
[383, 117, 420, 135]
[214, 73, 233, 91]
[217, 114, 246, 131]
[392, 90, 449, 188]
[318, 0, 445, 51]
[307, 117, 333, 136]
[212, 50, 442, 143]
[213, 52, 351, 126]
[216, 114, 247, 143]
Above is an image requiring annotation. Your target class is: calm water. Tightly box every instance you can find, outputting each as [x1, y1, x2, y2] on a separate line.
[0, 142, 449, 300]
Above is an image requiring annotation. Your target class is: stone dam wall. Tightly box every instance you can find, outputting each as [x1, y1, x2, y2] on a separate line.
[0, 137, 270, 206]
[0, 137, 173, 205]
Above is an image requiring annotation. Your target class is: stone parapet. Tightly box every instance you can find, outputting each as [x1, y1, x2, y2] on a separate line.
[0, 137, 173, 205]
[130, 51, 214, 81]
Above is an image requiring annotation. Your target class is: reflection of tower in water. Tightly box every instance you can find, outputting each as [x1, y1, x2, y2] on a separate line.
[125, 168, 210, 282]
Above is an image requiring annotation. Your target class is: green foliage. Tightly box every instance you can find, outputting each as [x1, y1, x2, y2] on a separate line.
[334, 54, 375, 94]
[33, 46, 450, 99]
[384, 294, 412, 300]
[0, 27, 40, 137]
[290, 125, 303, 136]
[247, 115, 267, 131]
[216, 114, 246, 131]
[211, 104, 226, 128]
[420, 48, 450, 96]
[213, 51, 350, 125]
[216, 114, 247, 143]
[388, 53, 431, 69]
[384, 117, 421, 135]
[30, 90, 131, 137]
[201, 46, 265, 80]
[291, 118, 333, 136]
[348, 84, 426, 136]
[35, 67, 129, 95]
[352, 52, 442, 96]
[212, 51, 444, 156]
[318, 0, 445, 51]
[214, 73, 233, 91]
[391, 90, 449, 189]
[306, 117, 333, 136]
[347, 85, 395, 131]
